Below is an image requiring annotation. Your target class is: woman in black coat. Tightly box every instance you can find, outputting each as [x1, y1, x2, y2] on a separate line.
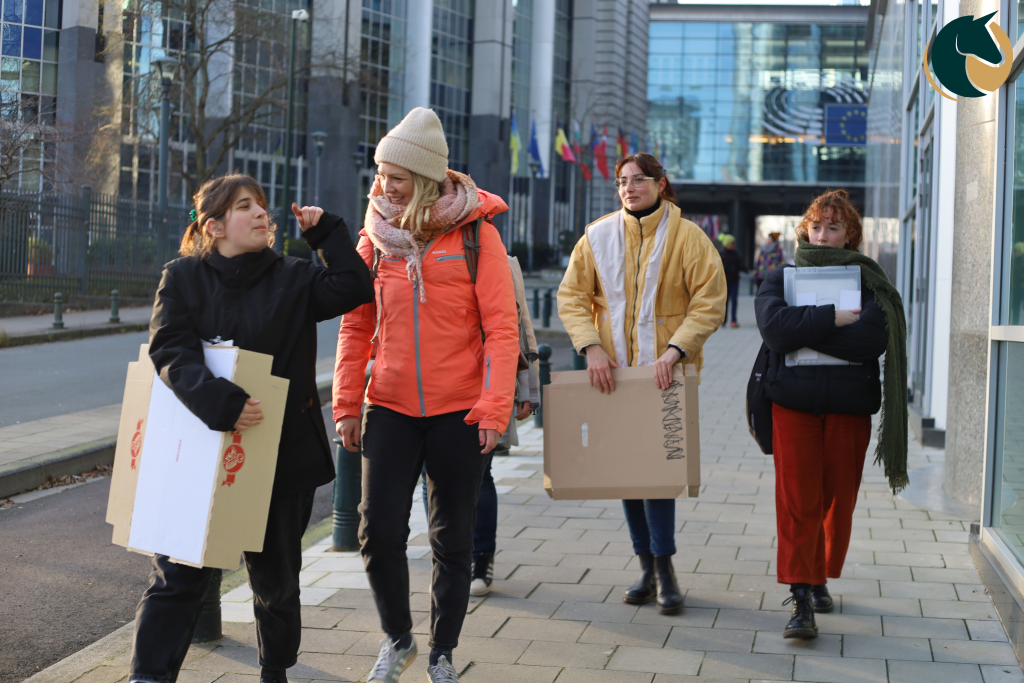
[130, 174, 373, 683]
[754, 190, 892, 642]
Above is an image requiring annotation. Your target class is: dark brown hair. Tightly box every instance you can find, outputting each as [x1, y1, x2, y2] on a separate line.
[796, 188, 863, 251]
[178, 174, 276, 257]
[614, 153, 676, 203]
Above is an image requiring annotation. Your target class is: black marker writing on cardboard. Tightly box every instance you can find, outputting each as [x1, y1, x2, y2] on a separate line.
[662, 381, 685, 460]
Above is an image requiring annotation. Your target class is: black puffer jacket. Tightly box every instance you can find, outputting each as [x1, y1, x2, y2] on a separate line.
[754, 264, 888, 416]
[149, 213, 374, 495]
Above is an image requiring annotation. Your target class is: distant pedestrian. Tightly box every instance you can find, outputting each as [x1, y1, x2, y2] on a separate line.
[718, 234, 743, 327]
[333, 107, 519, 683]
[558, 152, 727, 615]
[754, 231, 785, 291]
[130, 174, 373, 683]
[754, 188, 907, 640]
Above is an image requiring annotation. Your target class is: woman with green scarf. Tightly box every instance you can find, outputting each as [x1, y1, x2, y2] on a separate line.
[754, 189, 908, 641]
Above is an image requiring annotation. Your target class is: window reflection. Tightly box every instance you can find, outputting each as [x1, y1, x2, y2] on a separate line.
[1009, 85, 1024, 324]
[995, 343, 1024, 560]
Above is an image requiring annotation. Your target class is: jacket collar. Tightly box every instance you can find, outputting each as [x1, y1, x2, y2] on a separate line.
[205, 247, 280, 285]
[622, 200, 666, 239]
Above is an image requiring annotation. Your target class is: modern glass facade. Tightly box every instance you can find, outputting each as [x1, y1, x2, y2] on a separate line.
[430, 0, 472, 174]
[647, 21, 869, 184]
[1, 0, 60, 191]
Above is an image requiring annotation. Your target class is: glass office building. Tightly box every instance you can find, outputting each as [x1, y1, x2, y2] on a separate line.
[647, 20, 870, 185]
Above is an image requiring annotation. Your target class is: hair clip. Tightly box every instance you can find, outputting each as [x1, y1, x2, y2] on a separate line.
[189, 209, 198, 222]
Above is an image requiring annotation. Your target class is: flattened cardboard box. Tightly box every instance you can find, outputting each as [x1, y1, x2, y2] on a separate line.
[543, 364, 700, 500]
[106, 344, 289, 569]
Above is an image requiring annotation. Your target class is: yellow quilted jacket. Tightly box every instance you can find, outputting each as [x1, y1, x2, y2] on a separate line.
[556, 201, 727, 378]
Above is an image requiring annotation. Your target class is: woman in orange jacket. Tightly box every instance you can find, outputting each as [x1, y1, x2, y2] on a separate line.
[332, 108, 519, 683]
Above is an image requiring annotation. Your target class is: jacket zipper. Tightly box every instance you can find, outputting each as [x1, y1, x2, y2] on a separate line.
[627, 221, 644, 366]
[413, 279, 426, 416]
[485, 355, 491, 389]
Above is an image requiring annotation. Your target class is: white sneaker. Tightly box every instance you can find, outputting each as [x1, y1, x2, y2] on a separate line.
[469, 555, 493, 597]
[367, 636, 417, 683]
[426, 655, 459, 682]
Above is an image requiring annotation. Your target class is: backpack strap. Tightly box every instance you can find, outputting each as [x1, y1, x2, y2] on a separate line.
[462, 217, 484, 284]
[371, 247, 382, 278]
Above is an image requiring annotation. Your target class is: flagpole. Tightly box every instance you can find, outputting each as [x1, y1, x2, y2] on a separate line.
[568, 163, 576, 240]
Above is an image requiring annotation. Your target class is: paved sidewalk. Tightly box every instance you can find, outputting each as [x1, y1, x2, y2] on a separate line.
[0, 307, 153, 337]
[27, 296, 1023, 683]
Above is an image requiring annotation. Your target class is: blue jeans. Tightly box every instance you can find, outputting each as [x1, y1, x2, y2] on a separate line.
[422, 455, 497, 558]
[726, 280, 739, 323]
[622, 499, 676, 557]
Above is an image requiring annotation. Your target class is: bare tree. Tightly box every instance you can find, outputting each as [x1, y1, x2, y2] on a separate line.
[121, 0, 359, 197]
[0, 82, 83, 194]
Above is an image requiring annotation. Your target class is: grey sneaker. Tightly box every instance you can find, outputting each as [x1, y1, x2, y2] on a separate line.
[367, 636, 417, 683]
[426, 655, 458, 682]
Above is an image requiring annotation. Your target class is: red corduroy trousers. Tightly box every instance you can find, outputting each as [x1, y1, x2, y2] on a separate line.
[772, 403, 872, 585]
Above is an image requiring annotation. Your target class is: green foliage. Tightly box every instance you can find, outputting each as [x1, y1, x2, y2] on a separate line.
[87, 237, 158, 267]
[559, 230, 577, 257]
[284, 237, 312, 260]
[27, 236, 52, 264]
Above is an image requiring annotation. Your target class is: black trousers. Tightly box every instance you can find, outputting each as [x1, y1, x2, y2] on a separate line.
[129, 489, 316, 682]
[359, 405, 486, 651]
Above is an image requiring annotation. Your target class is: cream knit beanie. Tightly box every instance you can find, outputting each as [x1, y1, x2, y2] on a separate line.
[374, 107, 449, 182]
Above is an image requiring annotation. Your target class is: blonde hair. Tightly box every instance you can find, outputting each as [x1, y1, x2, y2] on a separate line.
[179, 174, 276, 258]
[400, 171, 443, 237]
[795, 188, 863, 252]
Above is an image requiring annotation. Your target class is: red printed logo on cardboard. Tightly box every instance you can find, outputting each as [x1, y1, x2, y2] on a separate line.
[221, 432, 246, 487]
[130, 419, 144, 470]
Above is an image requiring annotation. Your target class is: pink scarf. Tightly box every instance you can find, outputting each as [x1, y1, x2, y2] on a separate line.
[364, 170, 479, 302]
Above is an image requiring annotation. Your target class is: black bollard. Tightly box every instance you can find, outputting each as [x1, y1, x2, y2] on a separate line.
[52, 292, 64, 329]
[192, 568, 222, 642]
[542, 288, 552, 329]
[109, 289, 120, 323]
[532, 288, 540, 319]
[572, 351, 587, 371]
[332, 437, 361, 551]
[534, 343, 552, 428]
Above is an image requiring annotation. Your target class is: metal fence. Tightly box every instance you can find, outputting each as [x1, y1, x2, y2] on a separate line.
[0, 187, 190, 303]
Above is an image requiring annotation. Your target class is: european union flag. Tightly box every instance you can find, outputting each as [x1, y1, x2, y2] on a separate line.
[823, 104, 867, 147]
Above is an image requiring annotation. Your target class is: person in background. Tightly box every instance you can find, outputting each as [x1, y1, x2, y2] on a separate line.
[558, 152, 726, 616]
[754, 231, 785, 291]
[333, 107, 519, 683]
[718, 234, 742, 328]
[754, 188, 907, 640]
[132, 174, 373, 683]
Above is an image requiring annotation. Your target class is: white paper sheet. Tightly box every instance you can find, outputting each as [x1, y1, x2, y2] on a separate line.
[839, 290, 861, 311]
[796, 292, 817, 307]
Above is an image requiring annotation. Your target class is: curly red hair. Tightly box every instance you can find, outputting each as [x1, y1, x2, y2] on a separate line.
[796, 188, 863, 251]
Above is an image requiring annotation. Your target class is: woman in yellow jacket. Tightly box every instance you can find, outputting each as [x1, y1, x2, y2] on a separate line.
[557, 152, 726, 614]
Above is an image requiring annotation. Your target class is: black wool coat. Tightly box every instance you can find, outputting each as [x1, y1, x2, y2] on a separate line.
[148, 213, 374, 495]
[754, 264, 888, 417]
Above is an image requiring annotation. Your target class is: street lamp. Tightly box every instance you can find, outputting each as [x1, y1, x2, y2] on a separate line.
[152, 55, 179, 262]
[527, 159, 540, 273]
[279, 8, 310, 247]
[311, 131, 327, 205]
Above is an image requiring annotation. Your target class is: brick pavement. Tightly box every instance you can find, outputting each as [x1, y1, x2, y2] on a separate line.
[29, 296, 1023, 683]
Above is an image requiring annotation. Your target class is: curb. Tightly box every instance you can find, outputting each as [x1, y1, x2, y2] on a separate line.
[21, 622, 135, 683]
[0, 438, 117, 499]
[0, 322, 150, 348]
[0, 381, 333, 500]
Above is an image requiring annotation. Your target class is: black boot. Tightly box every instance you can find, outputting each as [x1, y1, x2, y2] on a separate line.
[653, 555, 684, 615]
[783, 585, 818, 639]
[623, 551, 656, 604]
[261, 668, 287, 683]
[811, 584, 834, 613]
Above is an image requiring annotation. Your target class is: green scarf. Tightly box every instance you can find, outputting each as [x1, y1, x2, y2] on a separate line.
[795, 241, 909, 493]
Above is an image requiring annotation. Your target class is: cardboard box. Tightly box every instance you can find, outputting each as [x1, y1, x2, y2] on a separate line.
[542, 364, 700, 500]
[106, 344, 289, 569]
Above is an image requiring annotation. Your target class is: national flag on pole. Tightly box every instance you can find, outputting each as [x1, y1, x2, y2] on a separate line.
[594, 126, 610, 181]
[581, 161, 592, 181]
[528, 119, 545, 177]
[631, 129, 638, 156]
[555, 127, 576, 163]
[509, 111, 522, 175]
[572, 120, 582, 159]
[615, 129, 624, 158]
[645, 134, 651, 154]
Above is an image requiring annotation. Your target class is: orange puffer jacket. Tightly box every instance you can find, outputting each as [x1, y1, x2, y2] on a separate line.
[333, 190, 519, 433]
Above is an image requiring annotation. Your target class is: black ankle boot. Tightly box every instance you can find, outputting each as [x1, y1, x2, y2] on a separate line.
[653, 555, 684, 615]
[811, 584, 834, 613]
[623, 551, 656, 604]
[783, 585, 818, 639]
[260, 668, 287, 683]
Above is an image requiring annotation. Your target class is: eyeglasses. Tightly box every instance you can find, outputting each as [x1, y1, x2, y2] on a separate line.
[614, 175, 655, 189]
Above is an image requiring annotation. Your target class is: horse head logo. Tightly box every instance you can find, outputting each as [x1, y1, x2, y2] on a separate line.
[926, 12, 1013, 99]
